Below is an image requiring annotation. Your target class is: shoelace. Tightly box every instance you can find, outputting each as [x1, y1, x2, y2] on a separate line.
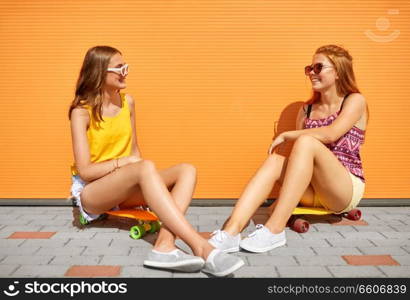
[210, 230, 227, 243]
[248, 224, 264, 237]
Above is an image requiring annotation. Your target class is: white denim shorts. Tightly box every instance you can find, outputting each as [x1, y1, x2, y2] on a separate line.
[71, 175, 102, 222]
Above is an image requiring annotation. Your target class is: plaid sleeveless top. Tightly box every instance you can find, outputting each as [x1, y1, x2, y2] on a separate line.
[303, 95, 365, 182]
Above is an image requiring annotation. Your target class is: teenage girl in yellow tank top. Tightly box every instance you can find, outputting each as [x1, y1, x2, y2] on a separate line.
[68, 46, 244, 276]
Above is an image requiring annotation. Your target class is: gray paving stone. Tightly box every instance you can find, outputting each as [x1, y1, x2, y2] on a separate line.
[99, 255, 144, 266]
[311, 224, 358, 232]
[76, 226, 121, 233]
[2, 255, 54, 265]
[0, 215, 24, 220]
[129, 248, 151, 257]
[277, 266, 332, 277]
[0, 247, 40, 255]
[370, 239, 410, 247]
[389, 225, 410, 232]
[92, 232, 132, 240]
[402, 245, 410, 253]
[247, 255, 298, 266]
[186, 207, 233, 215]
[82, 246, 130, 256]
[49, 255, 101, 265]
[19, 239, 68, 248]
[0, 265, 20, 277]
[198, 225, 220, 232]
[294, 255, 347, 266]
[301, 232, 344, 240]
[234, 266, 278, 278]
[358, 247, 408, 256]
[193, 218, 217, 226]
[109, 239, 149, 248]
[267, 247, 316, 256]
[0, 239, 26, 247]
[37, 247, 85, 256]
[326, 238, 374, 248]
[39, 226, 81, 232]
[28, 217, 73, 226]
[313, 247, 362, 255]
[1, 225, 44, 232]
[121, 266, 173, 278]
[65, 238, 112, 247]
[198, 214, 228, 222]
[17, 214, 58, 220]
[353, 226, 398, 232]
[283, 230, 304, 240]
[391, 255, 410, 266]
[340, 232, 387, 239]
[286, 239, 331, 247]
[328, 266, 386, 277]
[380, 232, 410, 239]
[378, 266, 410, 277]
[51, 232, 96, 239]
[12, 265, 69, 277]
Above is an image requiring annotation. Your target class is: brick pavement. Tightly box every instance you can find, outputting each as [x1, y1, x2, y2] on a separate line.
[0, 206, 409, 278]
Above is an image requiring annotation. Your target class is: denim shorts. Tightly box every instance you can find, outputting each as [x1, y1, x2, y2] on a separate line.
[71, 175, 102, 222]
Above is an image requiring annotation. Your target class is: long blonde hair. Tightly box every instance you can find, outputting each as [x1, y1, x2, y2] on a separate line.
[68, 46, 121, 122]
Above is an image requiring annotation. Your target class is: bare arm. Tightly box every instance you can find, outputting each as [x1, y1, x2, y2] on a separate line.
[282, 93, 366, 143]
[269, 93, 366, 153]
[70, 108, 136, 182]
[125, 94, 142, 158]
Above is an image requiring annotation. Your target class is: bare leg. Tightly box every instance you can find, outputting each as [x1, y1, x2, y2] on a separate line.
[81, 160, 213, 259]
[223, 154, 287, 235]
[265, 135, 353, 233]
[118, 163, 197, 252]
[153, 164, 197, 252]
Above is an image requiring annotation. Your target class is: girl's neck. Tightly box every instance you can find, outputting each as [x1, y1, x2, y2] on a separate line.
[102, 89, 121, 106]
[319, 85, 342, 107]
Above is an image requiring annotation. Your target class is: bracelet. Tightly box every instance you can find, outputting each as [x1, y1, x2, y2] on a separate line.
[110, 158, 119, 173]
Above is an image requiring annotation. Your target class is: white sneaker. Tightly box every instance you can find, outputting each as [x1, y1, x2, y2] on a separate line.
[239, 224, 286, 253]
[202, 249, 245, 277]
[208, 230, 241, 253]
[143, 249, 205, 272]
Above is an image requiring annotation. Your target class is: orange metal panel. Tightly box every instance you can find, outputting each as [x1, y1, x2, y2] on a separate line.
[0, 1, 409, 198]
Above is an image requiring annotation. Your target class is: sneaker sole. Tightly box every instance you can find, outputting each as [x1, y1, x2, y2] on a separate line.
[143, 259, 204, 272]
[222, 246, 240, 253]
[240, 239, 286, 253]
[202, 259, 245, 277]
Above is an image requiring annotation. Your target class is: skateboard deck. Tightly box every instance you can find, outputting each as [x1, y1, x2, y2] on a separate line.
[78, 207, 161, 239]
[288, 207, 362, 233]
[106, 209, 158, 221]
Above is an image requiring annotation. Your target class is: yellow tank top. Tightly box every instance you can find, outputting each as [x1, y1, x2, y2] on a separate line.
[71, 93, 132, 176]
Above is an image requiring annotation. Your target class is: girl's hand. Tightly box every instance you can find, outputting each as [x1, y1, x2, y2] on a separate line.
[268, 134, 285, 155]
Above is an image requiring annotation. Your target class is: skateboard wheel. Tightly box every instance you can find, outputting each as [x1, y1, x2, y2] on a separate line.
[346, 209, 361, 221]
[291, 218, 310, 233]
[149, 221, 161, 233]
[130, 225, 145, 239]
[79, 214, 89, 225]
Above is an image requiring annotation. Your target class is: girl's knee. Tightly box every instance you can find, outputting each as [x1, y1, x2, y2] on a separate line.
[293, 135, 319, 151]
[178, 163, 197, 177]
[130, 159, 156, 178]
[265, 152, 285, 166]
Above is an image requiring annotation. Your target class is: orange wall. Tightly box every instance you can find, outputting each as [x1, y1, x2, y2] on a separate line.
[0, 0, 409, 199]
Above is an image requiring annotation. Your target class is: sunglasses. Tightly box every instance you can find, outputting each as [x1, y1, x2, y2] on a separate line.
[304, 63, 333, 75]
[107, 64, 129, 76]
